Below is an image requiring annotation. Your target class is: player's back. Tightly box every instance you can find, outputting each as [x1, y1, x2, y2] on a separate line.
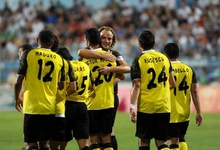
[82, 48, 116, 110]
[23, 48, 64, 114]
[137, 50, 171, 113]
[170, 61, 195, 122]
[56, 59, 71, 116]
[67, 60, 92, 102]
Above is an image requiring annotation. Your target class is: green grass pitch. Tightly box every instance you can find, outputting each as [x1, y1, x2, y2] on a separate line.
[0, 111, 219, 150]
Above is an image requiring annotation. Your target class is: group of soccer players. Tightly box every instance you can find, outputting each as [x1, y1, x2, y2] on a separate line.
[14, 27, 203, 150]
[129, 30, 203, 150]
[14, 26, 130, 150]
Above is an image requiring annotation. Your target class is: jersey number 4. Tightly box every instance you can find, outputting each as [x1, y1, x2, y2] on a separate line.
[173, 75, 189, 96]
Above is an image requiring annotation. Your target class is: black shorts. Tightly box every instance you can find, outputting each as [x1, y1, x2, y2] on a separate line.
[168, 121, 189, 138]
[136, 112, 170, 141]
[24, 114, 55, 143]
[88, 108, 114, 135]
[65, 101, 89, 142]
[51, 117, 66, 142]
[112, 94, 119, 126]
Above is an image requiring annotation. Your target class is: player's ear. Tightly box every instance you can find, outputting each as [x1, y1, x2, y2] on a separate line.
[138, 42, 143, 48]
[35, 38, 38, 45]
[50, 40, 54, 48]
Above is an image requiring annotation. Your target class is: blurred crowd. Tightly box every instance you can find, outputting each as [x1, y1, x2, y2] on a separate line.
[0, 0, 220, 84]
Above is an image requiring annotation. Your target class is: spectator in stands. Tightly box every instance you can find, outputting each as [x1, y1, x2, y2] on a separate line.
[199, 67, 212, 85]
[1, 0, 220, 84]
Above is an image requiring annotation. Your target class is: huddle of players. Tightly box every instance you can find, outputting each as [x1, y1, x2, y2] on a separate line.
[14, 27, 130, 150]
[14, 27, 202, 150]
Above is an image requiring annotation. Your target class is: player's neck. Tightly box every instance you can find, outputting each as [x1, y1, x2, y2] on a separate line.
[89, 45, 100, 50]
[170, 58, 178, 61]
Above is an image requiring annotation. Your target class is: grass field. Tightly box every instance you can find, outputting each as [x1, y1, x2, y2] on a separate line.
[0, 111, 219, 150]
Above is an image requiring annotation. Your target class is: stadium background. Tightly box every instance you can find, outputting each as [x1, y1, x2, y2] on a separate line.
[0, 0, 220, 112]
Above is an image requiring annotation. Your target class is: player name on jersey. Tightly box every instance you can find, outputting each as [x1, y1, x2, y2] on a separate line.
[84, 58, 108, 65]
[173, 68, 189, 73]
[143, 57, 164, 63]
[35, 51, 57, 59]
[73, 66, 86, 72]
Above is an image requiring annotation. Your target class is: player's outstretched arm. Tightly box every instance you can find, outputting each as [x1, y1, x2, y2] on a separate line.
[78, 49, 116, 62]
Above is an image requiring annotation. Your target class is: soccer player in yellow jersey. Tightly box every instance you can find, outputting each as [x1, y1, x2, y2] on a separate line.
[55, 47, 94, 150]
[18, 44, 33, 150]
[163, 43, 203, 150]
[14, 29, 65, 150]
[50, 35, 77, 150]
[81, 28, 117, 150]
[18, 44, 33, 100]
[78, 26, 130, 150]
[130, 30, 176, 150]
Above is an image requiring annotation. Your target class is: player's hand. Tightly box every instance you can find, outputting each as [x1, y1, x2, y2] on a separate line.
[101, 52, 116, 62]
[97, 66, 111, 74]
[15, 99, 23, 112]
[116, 73, 125, 80]
[196, 113, 203, 126]
[130, 109, 136, 123]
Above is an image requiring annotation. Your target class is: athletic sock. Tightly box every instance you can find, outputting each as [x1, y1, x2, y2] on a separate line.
[90, 144, 101, 150]
[103, 142, 113, 150]
[27, 146, 38, 150]
[179, 142, 188, 150]
[139, 146, 150, 150]
[158, 144, 170, 150]
[82, 146, 91, 150]
[111, 135, 118, 150]
[169, 144, 179, 150]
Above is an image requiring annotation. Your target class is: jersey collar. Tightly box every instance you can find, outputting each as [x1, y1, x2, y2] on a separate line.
[37, 47, 51, 51]
[171, 60, 181, 63]
[142, 49, 155, 53]
[92, 48, 102, 51]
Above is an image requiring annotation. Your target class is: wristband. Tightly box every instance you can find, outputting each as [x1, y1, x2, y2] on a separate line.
[130, 104, 135, 109]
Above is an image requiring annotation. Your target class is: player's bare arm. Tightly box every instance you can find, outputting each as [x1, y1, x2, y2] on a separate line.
[78, 49, 116, 62]
[14, 75, 25, 112]
[130, 79, 140, 123]
[169, 72, 176, 89]
[191, 83, 203, 126]
[97, 59, 130, 74]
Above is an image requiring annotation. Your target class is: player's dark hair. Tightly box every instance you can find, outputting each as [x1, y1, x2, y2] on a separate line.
[85, 28, 100, 46]
[51, 35, 59, 52]
[164, 43, 179, 59]
[56, 47, 73, 61]
[138, 30, 155, 50]
[19, 44, 33, 52]
[99, 26, 116, 49]
[38, 29, 54, 47]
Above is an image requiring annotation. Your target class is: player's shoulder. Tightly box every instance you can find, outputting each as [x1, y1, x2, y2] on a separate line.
[111, 49, 121, 57]
[95, 48, 106, 53]
[71, 60, 87, 66]
[180, 62, 194, 71]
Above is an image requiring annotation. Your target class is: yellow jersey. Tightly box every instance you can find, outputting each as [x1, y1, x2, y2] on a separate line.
[81, 48, 116, 110]
[130, 49, 172, 114]
[18, 48, 65, 114]
[170, 61, 197, 122]
[67, 60, 94, 102]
